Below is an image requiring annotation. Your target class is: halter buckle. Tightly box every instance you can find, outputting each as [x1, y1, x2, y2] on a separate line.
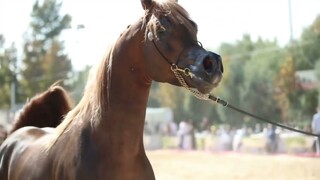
[171, 64, 178, 71]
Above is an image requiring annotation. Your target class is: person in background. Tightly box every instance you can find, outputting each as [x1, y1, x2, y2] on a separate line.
[200, 117, 211, 134]
[265, 124, 278, 154]
[311, 105, 320, 155]
[178, 120, 187, 149]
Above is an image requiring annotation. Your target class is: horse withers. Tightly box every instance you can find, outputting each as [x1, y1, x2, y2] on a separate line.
[0, 0, 223, 179]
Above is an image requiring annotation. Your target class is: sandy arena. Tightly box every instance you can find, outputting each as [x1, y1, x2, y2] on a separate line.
[147, 150, 320, 180]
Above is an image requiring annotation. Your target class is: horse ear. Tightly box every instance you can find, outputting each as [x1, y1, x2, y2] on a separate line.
[141, 0, 153, 10]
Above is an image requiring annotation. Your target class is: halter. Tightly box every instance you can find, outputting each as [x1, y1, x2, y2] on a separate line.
[149, 33, 210, 100]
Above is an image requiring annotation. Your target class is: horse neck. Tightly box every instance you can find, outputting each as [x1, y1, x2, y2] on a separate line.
[91, 21, 152, 155]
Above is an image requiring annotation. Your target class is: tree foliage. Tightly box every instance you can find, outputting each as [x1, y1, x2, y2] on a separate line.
[288, 15, 320, 123]
[295, 15, 320, 70]
[215, 35, 284, 127]
[0, 36, 18, 109]
[69, 65, 91, 103]
[20, 0, 72, 100]
[274, 56, 295, 123]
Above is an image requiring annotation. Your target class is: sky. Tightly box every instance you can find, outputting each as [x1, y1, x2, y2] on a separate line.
[0, 0, 320, 70]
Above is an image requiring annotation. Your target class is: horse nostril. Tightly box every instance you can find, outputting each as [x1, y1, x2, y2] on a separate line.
[202, 56, 213, 73]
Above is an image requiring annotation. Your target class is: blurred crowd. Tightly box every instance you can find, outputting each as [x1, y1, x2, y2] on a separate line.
[144, 117, 317, 155]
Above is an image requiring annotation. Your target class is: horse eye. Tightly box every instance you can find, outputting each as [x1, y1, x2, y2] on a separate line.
[156, 16, 171, 37]
[157, 27, 167, 36]
[159, 16, 171, 27]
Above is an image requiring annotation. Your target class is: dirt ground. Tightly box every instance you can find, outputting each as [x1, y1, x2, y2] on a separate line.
[147, 150, 320, 180]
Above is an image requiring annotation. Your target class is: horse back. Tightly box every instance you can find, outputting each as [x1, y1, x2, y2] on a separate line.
[0, 127, 54, 180]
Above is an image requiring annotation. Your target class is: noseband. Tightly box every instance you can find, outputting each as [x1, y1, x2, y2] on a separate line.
[149, 33, 210, 100]
[151, 39, 194, 78]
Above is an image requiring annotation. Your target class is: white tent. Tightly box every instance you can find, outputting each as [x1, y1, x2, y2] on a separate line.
[144, 107, 174, 150]
[144, 107, 173, 134]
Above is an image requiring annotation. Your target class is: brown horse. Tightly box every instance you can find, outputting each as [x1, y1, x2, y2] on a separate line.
[0, 0, 223, 179]
[8, 83, 72, 134]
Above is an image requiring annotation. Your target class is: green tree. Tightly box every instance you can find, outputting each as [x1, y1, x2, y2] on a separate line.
[69, 65, 91, 103]
[242, 39, 283, 125]
[283, 14, 320, 124]
[182, 94, 220, 128]
[300, 15, 320, 109]
[217, 35, 284, 127]
[216, 35, 254, 127]
[0, 35, 18, 109]
[20, 0, 72, 100]
[274, 56, 296, 124]
[295, 15, 320, 70]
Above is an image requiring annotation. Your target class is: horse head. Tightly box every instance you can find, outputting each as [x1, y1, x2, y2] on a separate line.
[141, 0, 223, 95]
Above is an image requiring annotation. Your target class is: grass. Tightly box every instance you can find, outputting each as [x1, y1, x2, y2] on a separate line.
[147, 150, 320, 180]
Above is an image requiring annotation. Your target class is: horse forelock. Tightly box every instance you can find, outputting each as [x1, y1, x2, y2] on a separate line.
[144, 0, 197, 41]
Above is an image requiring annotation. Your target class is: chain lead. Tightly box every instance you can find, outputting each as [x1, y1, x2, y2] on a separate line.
[171, 66, 209, 100]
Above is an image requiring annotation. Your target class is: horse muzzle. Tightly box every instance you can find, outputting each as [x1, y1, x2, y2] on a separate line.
[186, 51, 223, 94]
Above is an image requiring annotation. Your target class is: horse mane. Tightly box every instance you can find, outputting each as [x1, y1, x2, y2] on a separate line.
[44, 46, 114, 150]
[45, 0, 195, 148]
[9, 82, 73, 134]
[40, 47, 114, 178]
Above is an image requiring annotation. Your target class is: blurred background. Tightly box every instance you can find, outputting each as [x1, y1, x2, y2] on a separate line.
[0, 0, 320, 178]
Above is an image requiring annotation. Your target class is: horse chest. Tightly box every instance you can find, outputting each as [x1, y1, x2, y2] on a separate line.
[75, 128, 100, 179]
[74, 128, 155, 180]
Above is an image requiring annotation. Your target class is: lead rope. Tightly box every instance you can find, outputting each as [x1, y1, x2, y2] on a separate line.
[177, 73, 319, 137]
[172, 66, 319, 137]
[208, 95, 320, 137]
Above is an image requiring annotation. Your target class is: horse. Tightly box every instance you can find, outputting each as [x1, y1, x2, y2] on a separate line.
[8, 83, 73, 135]
[0, 0, 223, 179]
